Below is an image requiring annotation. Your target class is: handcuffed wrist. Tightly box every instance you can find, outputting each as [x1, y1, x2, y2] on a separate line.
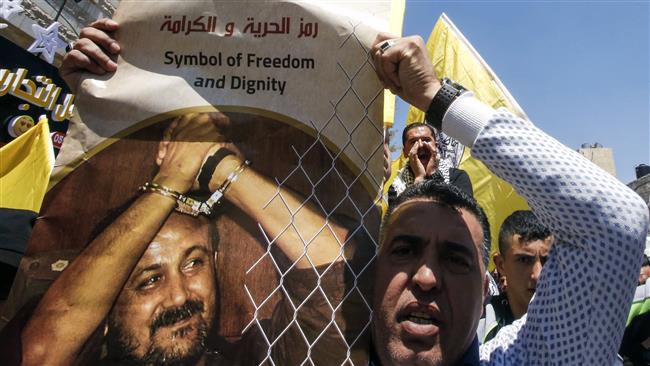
[140, 182, 181, 201]
[198, 148, 235, 193]
[208, 154, 243, 192]
[143, 155, 251, 218]
[139, 182, 206, 217]
[150, 175, 191, 195]
[202, 159, 250, 212]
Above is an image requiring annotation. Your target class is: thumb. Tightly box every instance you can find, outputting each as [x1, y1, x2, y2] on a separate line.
[156, 140, 168, 167]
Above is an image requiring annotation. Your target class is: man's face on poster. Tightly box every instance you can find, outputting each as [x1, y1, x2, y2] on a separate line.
[373, 200, 486, 366]
[106, 213, 217, 365]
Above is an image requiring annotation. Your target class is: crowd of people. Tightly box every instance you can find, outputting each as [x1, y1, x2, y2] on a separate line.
[10, 17, 650, 366]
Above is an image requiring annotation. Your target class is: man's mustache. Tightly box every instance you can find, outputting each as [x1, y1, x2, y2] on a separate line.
[150, 299, 205, 336]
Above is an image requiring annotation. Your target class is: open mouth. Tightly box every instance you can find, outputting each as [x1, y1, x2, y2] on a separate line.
[397, 304, 442, 337]
[403, 311, 440, 326]
[417, 150, 431, 161]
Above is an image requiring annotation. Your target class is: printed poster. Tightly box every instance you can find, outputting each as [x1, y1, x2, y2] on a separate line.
[0, 1, 403, 365]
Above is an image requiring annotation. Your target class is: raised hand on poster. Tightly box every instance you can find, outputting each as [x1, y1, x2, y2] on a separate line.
[372, 33, 441, 111]
[154, 112, 237, 193]
[60, 19, 120, 92]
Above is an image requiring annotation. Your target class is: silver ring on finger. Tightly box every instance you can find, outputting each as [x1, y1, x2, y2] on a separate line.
[379, 40, 396, 54]
[65, 41, 76, 53]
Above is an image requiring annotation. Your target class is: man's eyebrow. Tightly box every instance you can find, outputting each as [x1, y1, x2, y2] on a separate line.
[183, 245, 210, 259]
[134, 263, 162, 278]
[443, 241, 475, 257]
[390, 234, 426, 246]
[130, 245, 209, 282]
[514, 253, 536, 257]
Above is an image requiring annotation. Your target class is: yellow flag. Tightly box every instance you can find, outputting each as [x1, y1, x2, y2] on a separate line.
[0, 118, 54, 213]
[404, 13, 530, 268]
[384, 0, 406, 127]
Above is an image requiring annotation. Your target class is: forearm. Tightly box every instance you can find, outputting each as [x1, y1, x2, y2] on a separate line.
[22, 193, 175, 365]
[373, 34, 648, 362]
[443, 94, 649, 364]
[445, 95, 648, 245]
[209, 156, 345, 269]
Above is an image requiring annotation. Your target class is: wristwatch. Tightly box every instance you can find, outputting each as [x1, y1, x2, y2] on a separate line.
[425, 77, 467, 130]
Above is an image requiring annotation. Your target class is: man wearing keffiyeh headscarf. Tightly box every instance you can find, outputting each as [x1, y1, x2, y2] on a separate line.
[390, 123, 473, 199]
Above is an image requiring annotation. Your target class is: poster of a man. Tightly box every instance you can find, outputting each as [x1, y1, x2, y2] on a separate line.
[101, 211, 217, 365]
[0, 2, 395, 365]
[11, 111, 375, 366]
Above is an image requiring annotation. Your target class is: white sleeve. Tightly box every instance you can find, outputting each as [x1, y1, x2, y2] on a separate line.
[442, 92, 493, 148]
[441, 95, 649, 365]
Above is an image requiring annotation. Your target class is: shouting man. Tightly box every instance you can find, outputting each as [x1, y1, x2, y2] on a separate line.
[390, 123, 472, 198]
[371, 34, 648, 365]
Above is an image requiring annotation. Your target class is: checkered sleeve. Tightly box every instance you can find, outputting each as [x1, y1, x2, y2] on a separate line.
[443, 95, 649, 365]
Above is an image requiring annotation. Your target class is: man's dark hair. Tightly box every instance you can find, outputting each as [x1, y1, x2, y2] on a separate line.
[401, 122, 436, 147]
[383, 181, 491, 268]
[498, 210, 552, 255]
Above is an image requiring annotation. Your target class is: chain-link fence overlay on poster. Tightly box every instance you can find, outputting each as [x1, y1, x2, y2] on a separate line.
[243, 22, 383, 366]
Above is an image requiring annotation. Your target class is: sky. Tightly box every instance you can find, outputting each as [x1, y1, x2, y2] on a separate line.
[393, 1, 649, 184]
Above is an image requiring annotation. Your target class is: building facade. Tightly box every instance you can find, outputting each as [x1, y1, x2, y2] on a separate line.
[578, 143, 617, 178]
[2, 0, 119, 64]
[629, 168, 650, 208]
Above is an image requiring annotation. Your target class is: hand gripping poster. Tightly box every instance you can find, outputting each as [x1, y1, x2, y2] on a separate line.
[0, 1, 403, 365]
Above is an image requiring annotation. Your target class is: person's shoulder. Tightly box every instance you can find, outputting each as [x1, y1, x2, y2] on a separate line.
[449, 167, 468, 178]
[448, 167, 473, 197]
[490, 294, 515, 326]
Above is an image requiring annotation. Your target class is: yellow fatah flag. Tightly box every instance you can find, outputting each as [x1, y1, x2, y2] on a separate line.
[404, 13, 530, 268]
[0, 117, 54, 213]
[0, 117, 54, 267]
[384, 0, 406, 127]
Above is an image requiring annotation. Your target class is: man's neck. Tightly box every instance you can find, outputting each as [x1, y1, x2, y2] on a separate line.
[506, 293, 527, 319]
[369, 337, 480, 366]
[456, 336, 480, 366]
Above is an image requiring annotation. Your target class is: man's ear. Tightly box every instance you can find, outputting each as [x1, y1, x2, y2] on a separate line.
[156, 119, 178, 166]
[494, 253, 505, 274]
[156, 140, 168, 167]
[483, 272, 490, 300]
